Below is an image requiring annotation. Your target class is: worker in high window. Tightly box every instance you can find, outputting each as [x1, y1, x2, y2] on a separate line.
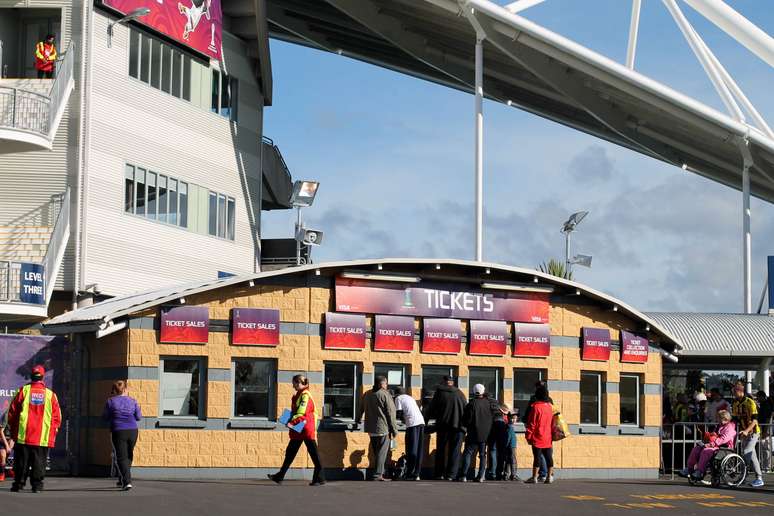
[34, 34, 57, 79]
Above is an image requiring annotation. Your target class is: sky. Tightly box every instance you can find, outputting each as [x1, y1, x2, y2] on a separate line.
[260, 0, 774, 314]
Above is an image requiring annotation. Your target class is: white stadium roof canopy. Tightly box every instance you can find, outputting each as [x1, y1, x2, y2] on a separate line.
[260, 0, 774, 202]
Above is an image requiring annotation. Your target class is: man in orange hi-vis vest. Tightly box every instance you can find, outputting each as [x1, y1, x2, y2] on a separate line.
[7, 365, 61, 493]
[34, 34, 57, 79]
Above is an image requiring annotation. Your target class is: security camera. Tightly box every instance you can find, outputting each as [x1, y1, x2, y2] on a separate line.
[295, 227, 323, 247]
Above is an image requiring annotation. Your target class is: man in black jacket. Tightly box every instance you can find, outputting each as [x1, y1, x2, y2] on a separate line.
[430, 375, 467, 480]
[457, 384, 496, 482]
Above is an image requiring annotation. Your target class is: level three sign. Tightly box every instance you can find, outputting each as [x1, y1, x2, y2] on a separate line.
[19, 263, 45, 305]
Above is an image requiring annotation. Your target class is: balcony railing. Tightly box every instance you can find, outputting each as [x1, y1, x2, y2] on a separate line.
[0, 40, 75, 142]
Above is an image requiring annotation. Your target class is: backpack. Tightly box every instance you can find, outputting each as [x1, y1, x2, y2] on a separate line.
[389, 454, 408, 480]
[552, 412, 570, 441]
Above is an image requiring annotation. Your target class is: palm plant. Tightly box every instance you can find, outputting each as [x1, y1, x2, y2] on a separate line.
[538, 258, 573, 280]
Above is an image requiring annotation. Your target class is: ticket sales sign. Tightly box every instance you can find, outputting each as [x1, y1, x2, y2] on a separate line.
[324, 312, 366, 350]
[231, 308, 280, 346]
[335, 277, 549, 323]
[620, 330, 649, 363]
[160, 306, 209, 344]
[422, 318, 461, 354]
[469, 320, 507, 356]
[513, 323, 551, 357]
[373, 315, 415, 352]
[581, 327, 611, 361]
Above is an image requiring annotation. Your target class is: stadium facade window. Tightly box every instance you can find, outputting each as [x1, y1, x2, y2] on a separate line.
[128, 28, 191, 102]
[232, 359, 276, 419]
[124, 163, 189, 231]
[159, 357, 205, 418]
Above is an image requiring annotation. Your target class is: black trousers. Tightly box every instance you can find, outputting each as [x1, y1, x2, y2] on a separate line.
[531, 446, 554, 469]
[277, 439, 325, 482]
[434, 427, 464, 479]
[37, 69, 54, 79]
[112, 429, 138, 485]
[404, 425, 425, 478]
[13, 444, 47, 489]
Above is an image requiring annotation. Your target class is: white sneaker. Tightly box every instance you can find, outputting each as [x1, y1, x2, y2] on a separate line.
[123, 483, 133, 491]
[524, 477, 538, 484]
[544, 475, 555, 484]
[537, 476, 546, 483]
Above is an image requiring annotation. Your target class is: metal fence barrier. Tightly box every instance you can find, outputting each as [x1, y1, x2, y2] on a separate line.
[662, 422, 774, 479]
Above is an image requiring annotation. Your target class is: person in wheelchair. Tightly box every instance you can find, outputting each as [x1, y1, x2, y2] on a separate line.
[678, 409, 736, 481]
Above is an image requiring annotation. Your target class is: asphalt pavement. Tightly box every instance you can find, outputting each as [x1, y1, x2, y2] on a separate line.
[1, 476, 772, 515]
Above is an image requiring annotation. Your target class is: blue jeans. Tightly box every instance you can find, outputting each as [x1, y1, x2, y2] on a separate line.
[538, 452, 547, 478]
[459, 440, 487, 480]
[435, 427, 464, 479]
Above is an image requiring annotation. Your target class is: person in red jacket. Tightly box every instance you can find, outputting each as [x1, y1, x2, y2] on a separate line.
[268, 374, 325, 486]
[524, 385, 555, 484]
[34, 34, 57, 79]
[7, 365, 61, 493]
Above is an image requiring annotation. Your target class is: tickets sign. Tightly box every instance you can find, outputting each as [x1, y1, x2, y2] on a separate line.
[324, 312, 366, 350]
[231, 308, 280, 346]
[469, 320, 507, 356]
[513, 323, 550, 357]
[581, 327, 611, 361]
[422, 318, 461, 354]
[373, 315, 414, 352]
[620, 330, 649, 363]
[335, 277, 549, 323]
[160, 306, 209, 344]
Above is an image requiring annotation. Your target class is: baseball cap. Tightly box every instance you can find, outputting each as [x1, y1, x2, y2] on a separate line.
[442, 375, 454, 382]
[31, 365, 45, 379]
[473, 383, 485, 395]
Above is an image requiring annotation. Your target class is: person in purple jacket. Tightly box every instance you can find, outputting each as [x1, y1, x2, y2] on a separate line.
[103, 380, 142, 490]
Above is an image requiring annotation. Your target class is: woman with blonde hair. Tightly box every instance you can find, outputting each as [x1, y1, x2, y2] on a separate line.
[102, 380, 142, 490]
[679, 409, 736, 481]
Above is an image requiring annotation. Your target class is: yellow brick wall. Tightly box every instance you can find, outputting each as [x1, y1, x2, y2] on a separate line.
[87, 281, 664, 473]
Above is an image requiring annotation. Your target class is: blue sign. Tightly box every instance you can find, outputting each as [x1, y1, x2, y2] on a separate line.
[20, 263, 45, 304]
[218, 271, 236, 279]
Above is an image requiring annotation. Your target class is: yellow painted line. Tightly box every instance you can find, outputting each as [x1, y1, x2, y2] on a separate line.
[631, 493, 735, 501]
[563, 495, 606, 501]
[604, 503, 676, 510]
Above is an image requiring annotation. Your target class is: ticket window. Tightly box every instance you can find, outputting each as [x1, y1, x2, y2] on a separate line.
[374, 363, 408, 397]
[421, 365, 458, 415]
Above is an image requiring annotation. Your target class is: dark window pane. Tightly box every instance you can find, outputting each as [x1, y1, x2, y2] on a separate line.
[161, 44, 172, 93]
[620, 375, 639, 426]
[135, 168, 146, 216]
[182, 56, 191, 101]
[179, 182, 188, 228]
[374, 364, 406, 398]
[220, 72, 230, 118]
[469, 367, 499, 400]
[226, 197, 235, 240]
[129, 30, 140, 78]
[217, 194, 226, 238]
[211, 70, 220, 113]
[169, 179, 178, 225]
[229, 78, 238, 121]
[580, 372, 600, 425]
[513, 369, 544, 421]
[140, 34, 150, 83]
[150, 38, 161, 89]
[208, 191, 217, 236]
[124, 165, 134, 213]
[421, 366, 456, 412]
[146, 171, 157, 219]
[324, 363, 357, 419]
[234, 360, 273, 418]
[158, 175, 168, 223]
[161, 359, 201, 417]
[171, 51, 182, 98]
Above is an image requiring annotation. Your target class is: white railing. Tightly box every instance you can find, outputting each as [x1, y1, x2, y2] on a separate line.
[42, 187, 70, 303]
[0, 41, 75, 140]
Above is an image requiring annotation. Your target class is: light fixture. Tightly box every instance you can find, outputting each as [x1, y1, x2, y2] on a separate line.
[481, 282, 554, 293]
[660, 348, 678, 363]
[340, 271, 421, 283]
[561, 211, 592, 274]
[572, 254, 593, 268]
[107, 7, 150, 48]
[561, 211, 588, 233]
[178, 297, 186, 304]
[377, 264, 383, 270]
[485, 268, 490, 274]
[247, 280, 255, 287]
[289, 180, 320, 208]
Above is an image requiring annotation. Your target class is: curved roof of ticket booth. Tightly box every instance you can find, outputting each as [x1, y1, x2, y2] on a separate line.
[41, 258, 683, 351]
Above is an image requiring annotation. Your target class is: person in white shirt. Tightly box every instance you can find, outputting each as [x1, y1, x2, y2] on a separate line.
[394, 387, 425, 480]
[705, 388, 730, 424]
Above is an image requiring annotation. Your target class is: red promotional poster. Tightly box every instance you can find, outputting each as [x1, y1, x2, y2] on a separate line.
[160, 306, 209, 344]
[374, 315, 415, 352]
[324, 312, 366, 350]
[422, 318, 461, 355]
[513, 323, 551, 357]
[99, 0, 222, 60]
[621, 330, 649, 363]
[581, 327, 611, 361]
[231, 308, 280, 346]
[335, 277, 549, 323]
[469, 320, 507, 356]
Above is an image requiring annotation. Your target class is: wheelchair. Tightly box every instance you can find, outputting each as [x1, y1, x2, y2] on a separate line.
[688, 447, 747, 488]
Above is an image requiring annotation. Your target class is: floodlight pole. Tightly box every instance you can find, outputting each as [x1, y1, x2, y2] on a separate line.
[740, 140, 753, 313]
[564, 230, 571, 275]
[295, 206, 302, 266]
[626, 0, 642, 69]
[474, 34, 484, 262]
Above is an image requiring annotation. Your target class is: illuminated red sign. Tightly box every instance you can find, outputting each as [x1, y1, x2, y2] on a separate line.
[231, 308, 280, 346]
[469, 320, 507, 356]
[581, 327, 611, 361]
[513, 323, 550, 357]
[160, 306, 209, 344]
[373, 315, 414, 352]
[621, 330, 649, 363]
[422, 318, 461, 354]
[324, 313, 366, 350]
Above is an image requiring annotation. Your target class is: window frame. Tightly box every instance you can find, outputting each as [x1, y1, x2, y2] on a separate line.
[323, 361, 361, 421]
[513, 368, 546, 420]
[159, 356, 207, 420]
[128, 28, 192, 104]
[580, 371, 603, 426]
[420, 365, 459, 414]
[468, 366, 502, 401]
[123, 163, 198, 233]
[374, 363, 408, 398]
[619, 374, 642, 427]
[231, 358, 277, 420]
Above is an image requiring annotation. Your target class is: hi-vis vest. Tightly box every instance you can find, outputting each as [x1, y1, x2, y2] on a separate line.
[15, 383, 61, 447]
